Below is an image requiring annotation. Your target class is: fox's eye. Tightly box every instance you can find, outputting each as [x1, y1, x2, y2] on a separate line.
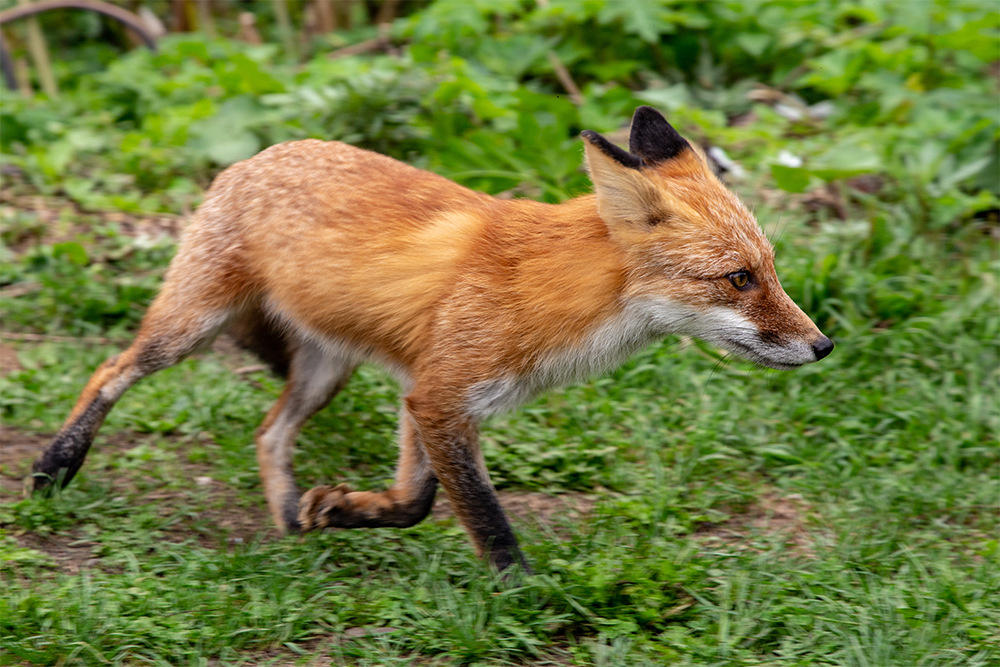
[728, 271, 751, 290]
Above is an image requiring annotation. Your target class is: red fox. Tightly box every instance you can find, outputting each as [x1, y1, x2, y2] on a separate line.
[31, 107, 832, 571]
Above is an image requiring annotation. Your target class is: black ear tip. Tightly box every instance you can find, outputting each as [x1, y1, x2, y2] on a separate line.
[628, 105, 688, 164]
[632, 105, 666, 121]
[630, 105, 673, 133]
[580, 129, 645, 170]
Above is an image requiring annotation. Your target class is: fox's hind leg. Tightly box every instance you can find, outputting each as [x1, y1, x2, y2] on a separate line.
[255, 339, 356, 532]
[30, 281, 236, 494]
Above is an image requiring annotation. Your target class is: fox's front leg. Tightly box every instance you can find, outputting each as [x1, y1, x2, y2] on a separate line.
[298, 394, 525, 572]
[404, 394, 525, 572]
[298, 407, 439, 530]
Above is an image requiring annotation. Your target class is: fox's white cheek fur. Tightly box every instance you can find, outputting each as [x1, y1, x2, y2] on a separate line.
[643, 299, 816, 370]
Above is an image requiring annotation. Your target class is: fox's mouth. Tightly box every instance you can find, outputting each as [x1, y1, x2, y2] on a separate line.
[645, 300, 825, 371]
[721, 339, 805, 371]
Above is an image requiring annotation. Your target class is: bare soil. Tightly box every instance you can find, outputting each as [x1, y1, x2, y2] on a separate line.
[434, 488, 596, 535]
[4, 421, 826, 574]
[1, 425, 597, 574]
[693, 491, 823, 557]
[0, 342, 21, 376]
[0, 426, 273, 569]
[0, 188, 183, 256]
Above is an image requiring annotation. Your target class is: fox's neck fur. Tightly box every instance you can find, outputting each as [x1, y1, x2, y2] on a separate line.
[446, 194, 654, 415]
[470, 195, 629, 351]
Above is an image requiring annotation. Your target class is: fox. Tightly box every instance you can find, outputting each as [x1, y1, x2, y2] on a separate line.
[29, 106, 832, 571]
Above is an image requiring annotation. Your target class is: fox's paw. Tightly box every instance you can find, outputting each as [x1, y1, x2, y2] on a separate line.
[298, 483, 353, 531]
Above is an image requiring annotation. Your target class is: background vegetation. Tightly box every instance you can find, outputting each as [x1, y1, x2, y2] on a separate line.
[1, 0, 997, 664]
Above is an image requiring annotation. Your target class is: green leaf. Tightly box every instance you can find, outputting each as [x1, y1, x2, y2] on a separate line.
[597, 0, 674, 43]
[811, 141, 882, 181]
[637, 84, 692, 112]
[937, 156, 992, 191]
[52, 242, 89, 266]
[203, 131, 260, 166]
[736, 33, 770, 58]
[187, 96, 264, 165]
[811, 167, 874, 182]
[755, 445, 803, 464]
[229, 54, 285, 95]
[933, 15, 1000, 62]
[771, 165, 811, 193]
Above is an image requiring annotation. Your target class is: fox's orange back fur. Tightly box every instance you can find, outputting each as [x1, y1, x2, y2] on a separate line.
[31, 107, 831, 571]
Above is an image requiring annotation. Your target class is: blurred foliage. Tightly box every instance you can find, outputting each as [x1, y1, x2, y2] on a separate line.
[1, 0, 996, 205]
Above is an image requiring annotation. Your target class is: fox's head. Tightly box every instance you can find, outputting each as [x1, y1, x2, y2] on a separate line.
[581, 106, 833, 370]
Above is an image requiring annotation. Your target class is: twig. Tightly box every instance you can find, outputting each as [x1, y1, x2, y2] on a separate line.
[13, 57, 32, 96]
[376, 0, 400, 25]
[137, 6, 166, 39]
[0, 0, 159, 83]
[17, 0, 57, 97]
[171, 0, 187, 32]
[0, 331, 122, 345]
[238, 12, 261, 44]
[234, 364, 268, 375]
[0, 281, 40, 298]
[329, 29, 391, 59]
[314, 0, 334, 33]
[336, 0, 353, 31]
[547, 51, 582, 107]
[272, 0, 296, 58]
[194, 0, 215, 38]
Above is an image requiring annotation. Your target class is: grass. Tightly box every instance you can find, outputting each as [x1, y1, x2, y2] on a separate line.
[1, 200, 997, 665]
[1, 1, 998, 662]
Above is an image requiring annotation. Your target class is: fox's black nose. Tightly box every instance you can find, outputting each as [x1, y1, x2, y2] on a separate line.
[812, 336, 834, 361]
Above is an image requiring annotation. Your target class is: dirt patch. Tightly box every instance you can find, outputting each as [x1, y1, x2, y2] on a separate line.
[432, 489, 595, 531]
[0, 189, 183, 256]
[0, 343, 22, 376]
[210, 334, 272, 375]
[693, 491, 821, 557]
[987, 60, 1000, 86]
[161, 475, 276, 549]
[11, 530, 101, 575]
[0, 429, 101, 575]
[0, 426, 274, 567]
[1, 424, 594, 573]
[0, 427, 164, 498]
[0, 427, 49, 496]
[182, 483, 593, 549]
[91, 429, 275, 548]
[208, 637, 572, 667]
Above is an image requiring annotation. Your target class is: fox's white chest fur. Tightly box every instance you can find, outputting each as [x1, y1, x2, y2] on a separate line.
[466, 297, 702, 418]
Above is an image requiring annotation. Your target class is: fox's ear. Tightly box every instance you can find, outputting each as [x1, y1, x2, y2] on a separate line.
[628, 106, 691, 164]
[581, 131, 664, 230]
